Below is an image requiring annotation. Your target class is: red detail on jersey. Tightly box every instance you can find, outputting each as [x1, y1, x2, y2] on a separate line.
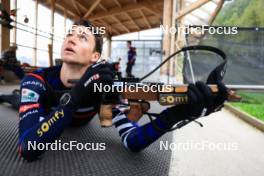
[18, 145, 22, 157]
[27, 73, 45, 83]
[19, 103, 40, 113]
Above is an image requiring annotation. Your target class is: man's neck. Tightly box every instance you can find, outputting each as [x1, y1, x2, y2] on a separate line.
[60, 63, 90, 87]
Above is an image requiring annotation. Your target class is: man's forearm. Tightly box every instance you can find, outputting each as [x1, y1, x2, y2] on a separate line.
[19, 104, 77, 161]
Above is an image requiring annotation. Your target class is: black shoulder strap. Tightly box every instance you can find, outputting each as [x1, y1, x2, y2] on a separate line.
[38, 67, 68, 108]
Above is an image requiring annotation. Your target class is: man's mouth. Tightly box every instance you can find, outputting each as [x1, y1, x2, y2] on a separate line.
[64, 47, 75, 54]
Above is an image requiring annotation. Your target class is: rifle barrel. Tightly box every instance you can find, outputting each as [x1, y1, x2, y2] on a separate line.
[226, 85, 264, 91]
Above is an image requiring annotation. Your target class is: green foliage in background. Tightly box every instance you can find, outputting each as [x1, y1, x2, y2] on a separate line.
[230, 92, 264, 121]
[214, 0, 264, 27]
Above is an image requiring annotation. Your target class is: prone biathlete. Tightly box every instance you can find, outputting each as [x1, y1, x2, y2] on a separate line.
[14, 19, 228, 161]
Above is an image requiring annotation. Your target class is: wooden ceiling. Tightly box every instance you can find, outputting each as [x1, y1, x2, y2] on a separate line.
[38, 0, 164, 36]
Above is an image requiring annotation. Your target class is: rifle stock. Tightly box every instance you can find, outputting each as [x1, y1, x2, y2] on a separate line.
[67, 79, 241, 127]
[99, 84, 241, 127]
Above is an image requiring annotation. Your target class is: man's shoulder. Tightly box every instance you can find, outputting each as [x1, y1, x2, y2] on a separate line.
[33, 65, 61, 76]
[21, 66, 62, 86]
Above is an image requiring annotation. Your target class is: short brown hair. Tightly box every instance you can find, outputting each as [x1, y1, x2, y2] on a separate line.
[73, 19, 103, 54]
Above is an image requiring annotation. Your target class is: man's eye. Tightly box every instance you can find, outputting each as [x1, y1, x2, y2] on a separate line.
[79, 35, 88, 41]
[66, 33, 72, 37]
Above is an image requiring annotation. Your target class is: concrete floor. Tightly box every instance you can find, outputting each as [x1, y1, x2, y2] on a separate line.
[0, 84, 19, 94]
[169, 109, 264, 176]
[1, 84, 264, 176]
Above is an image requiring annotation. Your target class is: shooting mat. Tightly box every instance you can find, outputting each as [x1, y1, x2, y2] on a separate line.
[0, 102, 172, 176]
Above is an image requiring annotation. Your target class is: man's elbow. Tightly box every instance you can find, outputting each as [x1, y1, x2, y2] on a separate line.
[125, 141, 143, 153]
[127, 146, 142, 153]
[19, 140, 42, 162]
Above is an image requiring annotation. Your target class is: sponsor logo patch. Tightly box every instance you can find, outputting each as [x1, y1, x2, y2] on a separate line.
[37, 110, 64, 137]
[19, 103, 40, 113]
[21, 88, 40, 103]
[84, 74, 100, 87]
[22, 81, 46, 91]
[20, 109, 38, 121]
[39, 116, 45, 122]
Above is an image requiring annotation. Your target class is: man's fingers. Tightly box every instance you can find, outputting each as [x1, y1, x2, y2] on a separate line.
[213, 82, 228, 109]
[188, 83, 204, 106]
[196, 81, 214, 112]
[217, 81, 228, 98]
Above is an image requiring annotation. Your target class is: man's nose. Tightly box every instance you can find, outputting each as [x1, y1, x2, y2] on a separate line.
[66, 34, 77, 45]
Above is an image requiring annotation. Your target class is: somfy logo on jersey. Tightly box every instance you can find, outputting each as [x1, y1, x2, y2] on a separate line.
[21, 88, 40, 103]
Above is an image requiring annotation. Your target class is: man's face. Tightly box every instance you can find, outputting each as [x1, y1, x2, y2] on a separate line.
[61, 25, 100, 66]
[127, 42, 131, 48]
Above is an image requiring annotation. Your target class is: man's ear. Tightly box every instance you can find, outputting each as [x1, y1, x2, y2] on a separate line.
[91, 52, 101, 63]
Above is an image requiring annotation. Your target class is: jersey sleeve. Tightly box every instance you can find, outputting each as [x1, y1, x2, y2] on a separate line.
[18, 73, 77, 161]
[112, 107, 168, 152]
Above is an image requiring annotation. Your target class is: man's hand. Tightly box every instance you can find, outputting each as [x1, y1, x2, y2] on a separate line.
[70, 61, 115, 108]
[159, 81, 228, 128]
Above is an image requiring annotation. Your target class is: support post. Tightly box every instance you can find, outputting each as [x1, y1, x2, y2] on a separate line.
[106, 36, 112, 60]
[49, 0, 56, 66]
[160, 0, 172, 83]
[33, 0, 39, 66]
[11, 0, 17, 47]
[0, 0, 10, 52]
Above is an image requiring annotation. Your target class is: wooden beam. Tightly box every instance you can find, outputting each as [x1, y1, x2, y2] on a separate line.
[189, 13, 208, 24]
[74, 0, 90, 15]
[160, 0, 172, 77]
[101, 26, 152, 36]
[45, 0, 77, 19]
[75, 0, 98, 17]
[143, 0, 162, 18]
[71, 0, 81, 16]
[98, 19, 120, 35]
[49, 0, 56, 67]
[12, 0, 18, 46]
[170, 0, 177, 78]
[211, 0, 219, 4]
[126, 13, 140, 30]
[33, 0, 39, 66]
[99, 4, 108, 12]
[113, 0, 122, 8]
[200, 7, 213, 15]
[0, 0, 10, 51]
[89, 0, 162, 20]
[175, 0, 211, 20]
[92, 23, 158, 36]
[55, 4, 76, 19]
[106, 14, 157, 26]
[83, 0, 102, 19]
[139, 10, 151, 28]
[112, 16, 130, 33]
[183, 18, 197, 25]
[143, 5, 162, 19]
[208, 0, 224, 25]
